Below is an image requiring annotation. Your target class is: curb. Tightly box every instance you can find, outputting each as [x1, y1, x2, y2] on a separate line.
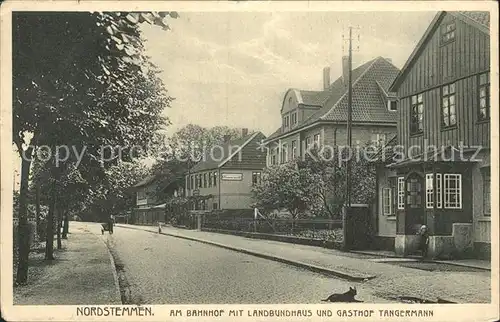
[93, 224, 122, 304]
[351, 250, 490, 271]
[116, 224, 376, 282]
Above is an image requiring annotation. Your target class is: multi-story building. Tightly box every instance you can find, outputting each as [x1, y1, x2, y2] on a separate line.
[185, 130, 267, 211]
[262, 56, 400, 165]
[374, 11, 491, 259]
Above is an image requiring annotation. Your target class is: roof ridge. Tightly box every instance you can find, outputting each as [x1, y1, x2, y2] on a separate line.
[320, 57, 381, 120]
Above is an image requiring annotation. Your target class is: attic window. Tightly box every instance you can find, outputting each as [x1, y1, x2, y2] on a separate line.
[441, 21, 456, 44]
[388, 100, 397, 111]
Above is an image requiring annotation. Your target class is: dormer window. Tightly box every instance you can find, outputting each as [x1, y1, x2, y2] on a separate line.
[441, 20, 456, 45]
[283, 115, 290, 129]
[388, 100, 397, 111]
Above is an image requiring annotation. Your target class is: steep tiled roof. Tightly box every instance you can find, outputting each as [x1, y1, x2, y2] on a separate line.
[321, 58, 400, 123]
[299, 90, 331, 107]
[189, 132, 266, 173]
[457, 11, 490, 29]
[266, 57, 399, 141]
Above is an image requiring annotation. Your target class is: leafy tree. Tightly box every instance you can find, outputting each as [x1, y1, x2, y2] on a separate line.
[89, 160, 150, 222]
[252, 163, 318, 230]
[253, 145, 377, 224]
[13, 11, 177, 284]
[150, 124, 247, 201]
[298, 145, 377, 218]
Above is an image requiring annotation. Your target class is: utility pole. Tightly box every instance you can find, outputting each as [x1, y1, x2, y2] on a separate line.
[346, 27, 353, 208]
[342, 26, 360, 210]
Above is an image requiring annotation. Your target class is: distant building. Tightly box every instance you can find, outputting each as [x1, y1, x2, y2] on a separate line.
[262, 56, 400, 165]
[185, 130, 267, 211]
[374, 11, 491, 259]
[131, 175, 183, 225]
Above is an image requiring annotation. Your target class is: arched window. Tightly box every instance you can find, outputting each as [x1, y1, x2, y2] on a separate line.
[288, 97, 293, 108]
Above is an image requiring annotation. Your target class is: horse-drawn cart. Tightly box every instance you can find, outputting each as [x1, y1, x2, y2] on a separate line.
[101, 222, 113, 234]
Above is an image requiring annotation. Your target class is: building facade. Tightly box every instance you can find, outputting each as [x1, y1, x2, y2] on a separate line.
[374, 11, 491, 259]
[185, 130, 267, 211]
[263, 56, 400, 165]
[131, 175, 184, 225]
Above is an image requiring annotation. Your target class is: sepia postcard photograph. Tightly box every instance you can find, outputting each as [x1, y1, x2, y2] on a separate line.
[0, 1, 498, 321]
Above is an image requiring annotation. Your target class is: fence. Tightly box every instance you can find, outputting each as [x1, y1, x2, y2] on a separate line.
[202, 216, 343, 242]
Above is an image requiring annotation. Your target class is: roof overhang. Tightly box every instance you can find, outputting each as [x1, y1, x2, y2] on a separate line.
[387, 147, 484, 168]
[262, 120, 397, 145]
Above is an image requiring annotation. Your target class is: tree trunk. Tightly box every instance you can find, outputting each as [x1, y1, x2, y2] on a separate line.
[45, 180, 56, 260]
[62, 213, 69, 239]
[15, 149, 33, 285]
[56, 208, 62, 249]
[35, 181, 41, 238]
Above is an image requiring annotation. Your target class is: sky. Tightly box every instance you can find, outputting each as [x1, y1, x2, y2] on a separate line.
[12, 10, 438, 190]
[140, 11, 437, 137]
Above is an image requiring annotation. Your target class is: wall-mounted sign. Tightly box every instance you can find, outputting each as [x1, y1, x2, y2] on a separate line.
[221, 173, 243, 181]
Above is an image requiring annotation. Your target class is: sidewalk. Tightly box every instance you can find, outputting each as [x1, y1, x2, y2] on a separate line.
[351, 249, 491, 270]
[14, 222, 121, 305]
[117, 223, 491, 303]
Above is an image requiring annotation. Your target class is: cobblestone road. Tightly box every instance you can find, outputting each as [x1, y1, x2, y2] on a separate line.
[105, 227, 390, 304]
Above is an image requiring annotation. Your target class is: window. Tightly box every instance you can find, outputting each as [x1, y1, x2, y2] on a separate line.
[190, 175, 194, 190]
[397, 177, 405, 209]
[410, 94, 424, 134]
[436, 173, 442, 208]
[371, 133, 386, 146]
[382, 188, 392, 215]
[213, 171, 217, 186]
[198, 174, 202, 188]
[313, 133, 321, 147]
[208, 172, 212, 187]
[283, 115, 290, 129]
[482, 169, 490, 216]
[194, 175, 198, 189]
[213, 203, 218, 210]
[441, 83, 456, 127]
[407, 178, 422, 208]
[425, 174, 442, 209]
[441, 20, 456, 44]
[280, 143, 288, 163]
[288, 97, 293, 108]
[291, 112, 297, 126]
[444, 174, 462, 209]
[305, 136, 312, 150]
[252, 172, 261, 186]
[271, 152, 277, 165]
[186, 176, 190, 190]
[388, 100, 397, 111]
[137, 190, 146, 200]
[479, 72, 490, 121]
[291, 140, 297, 159]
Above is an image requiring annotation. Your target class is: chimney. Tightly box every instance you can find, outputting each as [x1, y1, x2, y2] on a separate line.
[241, 128, 248, 137]
[223, 134, 231, 144]
[384, 57, 393, 64]
[323, 67, 331, 90]
[342, 56, 350, 87]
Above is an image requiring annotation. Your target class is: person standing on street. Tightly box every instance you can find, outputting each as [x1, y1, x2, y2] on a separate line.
[418, 225, 429, 259]
[108, 215, 114, 234]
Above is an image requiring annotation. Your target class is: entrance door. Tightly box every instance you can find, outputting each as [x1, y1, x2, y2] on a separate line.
[405, 172, 425, 234]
